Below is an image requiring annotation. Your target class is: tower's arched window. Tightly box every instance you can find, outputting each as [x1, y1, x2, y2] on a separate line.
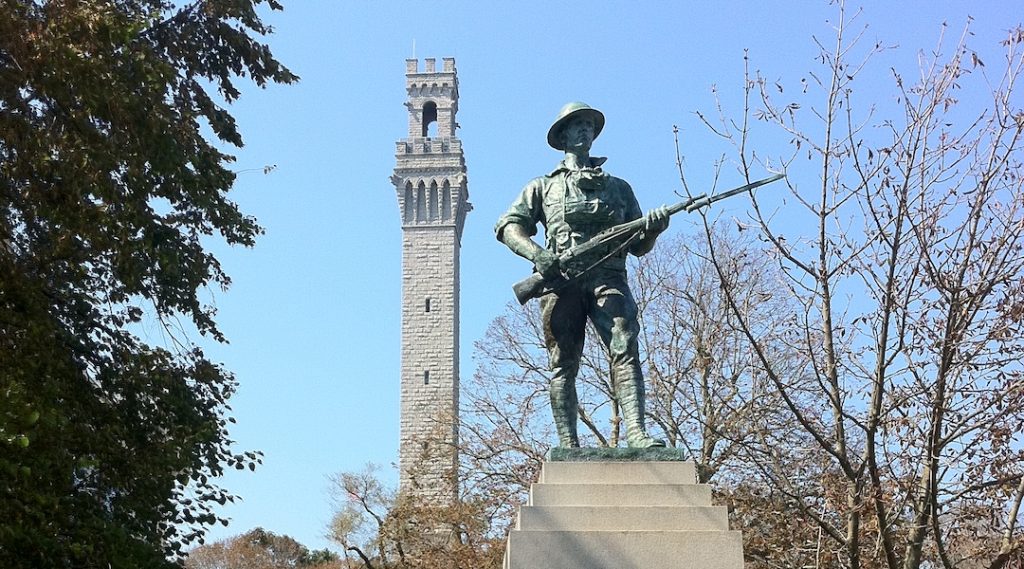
[429, 180, 439, 221]
[403, 182, 414, 222]
[441, 180, 451, 221]
[422, 101, 438, 138]
[416, 181, 426, 222]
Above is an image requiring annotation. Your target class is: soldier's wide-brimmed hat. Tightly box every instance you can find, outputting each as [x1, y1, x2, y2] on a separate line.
[547, 101, 605, 150]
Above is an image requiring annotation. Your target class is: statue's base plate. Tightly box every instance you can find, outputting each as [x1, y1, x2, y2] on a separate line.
[545, 447, 687, 462]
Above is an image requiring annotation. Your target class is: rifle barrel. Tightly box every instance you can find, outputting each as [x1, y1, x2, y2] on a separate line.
[515, 173, 786, 304]
[682, 173, 785, 212]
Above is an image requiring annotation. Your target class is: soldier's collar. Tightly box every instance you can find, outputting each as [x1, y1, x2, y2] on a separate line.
[546, 156, 608, 177]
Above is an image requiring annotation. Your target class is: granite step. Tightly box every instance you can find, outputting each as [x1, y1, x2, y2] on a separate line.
[528, 482, 712, 507]
[505, 530, 744, 569]
[517, 505, 729, 531]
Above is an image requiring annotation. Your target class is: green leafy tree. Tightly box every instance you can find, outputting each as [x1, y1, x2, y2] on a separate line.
[0, 1, 296, 566]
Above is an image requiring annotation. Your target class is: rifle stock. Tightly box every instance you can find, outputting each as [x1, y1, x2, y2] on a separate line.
[510, 174, 785, 304]
[512, 273, 548, 305]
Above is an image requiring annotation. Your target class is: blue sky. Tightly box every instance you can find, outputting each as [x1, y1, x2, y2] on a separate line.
[184, 0, 1020, 551]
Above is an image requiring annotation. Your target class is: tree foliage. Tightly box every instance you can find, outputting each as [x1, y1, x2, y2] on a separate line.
[326, 465, 505, 569]
[0, 1, 296, 566]
[185, 527, 341, 569]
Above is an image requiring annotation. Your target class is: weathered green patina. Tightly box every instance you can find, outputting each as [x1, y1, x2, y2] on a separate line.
[546, 447, 687, 462]
[496, 102, 670, 449]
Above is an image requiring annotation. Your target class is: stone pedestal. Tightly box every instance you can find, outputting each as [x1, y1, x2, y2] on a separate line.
[503, 449, 744, 569]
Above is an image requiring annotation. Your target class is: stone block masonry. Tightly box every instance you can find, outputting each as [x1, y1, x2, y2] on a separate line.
[398, 227, 460, 497]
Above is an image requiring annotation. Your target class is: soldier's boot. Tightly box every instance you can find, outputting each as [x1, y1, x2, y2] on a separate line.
[550, 381, 580, 448]
[617, 378, 665, 448]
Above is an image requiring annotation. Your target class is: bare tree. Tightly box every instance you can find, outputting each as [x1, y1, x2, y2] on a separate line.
[326, 462, 504, 569]
[630, 231, 799, 483]
[685, 3, 1024, 567]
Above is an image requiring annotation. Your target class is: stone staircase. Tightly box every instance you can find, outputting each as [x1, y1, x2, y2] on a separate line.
[503, 453, 744, 568]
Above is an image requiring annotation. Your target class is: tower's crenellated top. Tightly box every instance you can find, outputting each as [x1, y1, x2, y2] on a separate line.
[405, 57, 456, 74]
[394, 57, 470, 238]
[403, 58, 458, 139]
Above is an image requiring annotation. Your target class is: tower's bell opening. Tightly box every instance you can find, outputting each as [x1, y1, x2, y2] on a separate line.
[422, 101, 438, 137]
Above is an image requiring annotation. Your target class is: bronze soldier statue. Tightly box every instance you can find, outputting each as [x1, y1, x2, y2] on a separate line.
[495, 102, 670, 448]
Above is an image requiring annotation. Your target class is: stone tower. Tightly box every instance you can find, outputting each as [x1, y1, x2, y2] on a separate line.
[391, 57, 469, 500]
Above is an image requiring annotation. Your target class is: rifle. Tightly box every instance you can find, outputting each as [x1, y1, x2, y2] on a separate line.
[511, 173, 785, 305]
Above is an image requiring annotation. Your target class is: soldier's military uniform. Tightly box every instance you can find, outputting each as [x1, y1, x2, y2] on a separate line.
[496, 104, 663, 448]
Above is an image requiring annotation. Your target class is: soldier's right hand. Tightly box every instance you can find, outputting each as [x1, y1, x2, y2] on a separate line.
[533, 250, 561, 279]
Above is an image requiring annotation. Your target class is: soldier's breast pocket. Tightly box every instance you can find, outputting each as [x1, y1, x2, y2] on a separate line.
[563, 194, 620, 225]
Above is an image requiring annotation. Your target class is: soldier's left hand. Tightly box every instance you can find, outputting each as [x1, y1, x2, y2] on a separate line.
[645, 205, 670, 234]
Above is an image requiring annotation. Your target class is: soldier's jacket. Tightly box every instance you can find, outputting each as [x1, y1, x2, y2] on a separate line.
[495, 157, 643, 272]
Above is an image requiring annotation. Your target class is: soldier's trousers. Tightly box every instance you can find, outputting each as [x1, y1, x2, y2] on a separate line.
[539, 269, 643, 437]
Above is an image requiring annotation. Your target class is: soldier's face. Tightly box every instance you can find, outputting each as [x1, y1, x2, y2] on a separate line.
[562, 116, 596, 152]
